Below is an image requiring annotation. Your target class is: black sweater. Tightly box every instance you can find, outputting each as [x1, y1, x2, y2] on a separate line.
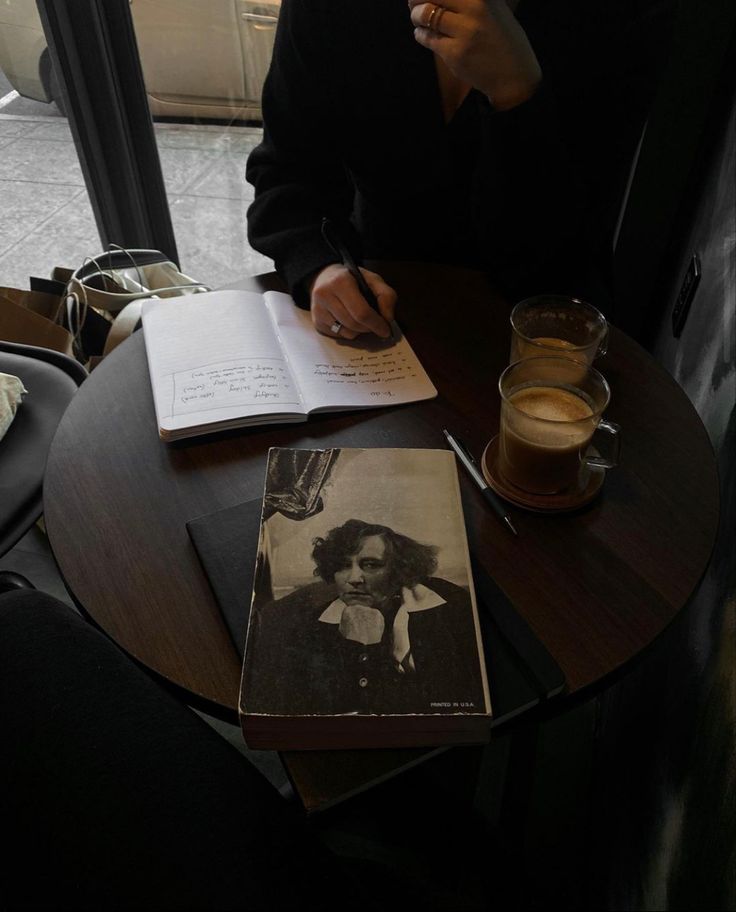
[246, 0, 673, 310]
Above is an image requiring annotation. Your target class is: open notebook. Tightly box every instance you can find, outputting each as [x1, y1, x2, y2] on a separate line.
[141, 289, 437, 441]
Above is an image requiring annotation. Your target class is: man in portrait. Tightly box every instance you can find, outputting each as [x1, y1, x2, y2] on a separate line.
[244, 519, 486, 717]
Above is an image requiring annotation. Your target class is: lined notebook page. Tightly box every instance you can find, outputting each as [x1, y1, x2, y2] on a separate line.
[264, 291, 436, 412]
[142, 291, 304, 436]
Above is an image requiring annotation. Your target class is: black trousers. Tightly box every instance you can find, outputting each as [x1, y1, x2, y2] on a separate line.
[0, 590, 372, 911]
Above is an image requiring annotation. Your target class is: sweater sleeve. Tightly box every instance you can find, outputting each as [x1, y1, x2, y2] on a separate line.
[246, 0, 356, 307]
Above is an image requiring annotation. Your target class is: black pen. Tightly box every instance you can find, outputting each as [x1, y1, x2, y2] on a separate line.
[443, 429, 518, 537]
[321, 218, 380, 313]
[321, 218, 395, 341]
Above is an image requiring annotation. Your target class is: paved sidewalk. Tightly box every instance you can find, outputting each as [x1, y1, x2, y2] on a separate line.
[0, 111, 274, 291]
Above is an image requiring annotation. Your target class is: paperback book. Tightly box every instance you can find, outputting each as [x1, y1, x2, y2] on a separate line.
[239, 446, 492, 750]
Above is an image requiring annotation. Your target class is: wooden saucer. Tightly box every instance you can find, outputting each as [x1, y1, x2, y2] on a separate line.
[481, 436, 605, 513]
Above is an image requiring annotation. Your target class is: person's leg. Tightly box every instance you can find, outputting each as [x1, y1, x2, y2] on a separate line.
[0, 590, 365, 911]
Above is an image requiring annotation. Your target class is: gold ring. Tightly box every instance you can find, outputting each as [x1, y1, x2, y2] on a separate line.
[434, 6, 446, 32]
[426, 4, 441, 30]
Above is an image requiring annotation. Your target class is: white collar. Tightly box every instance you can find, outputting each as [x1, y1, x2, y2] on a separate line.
[318, 583, 446, 624]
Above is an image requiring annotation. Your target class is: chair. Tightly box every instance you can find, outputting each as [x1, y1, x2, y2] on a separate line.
[0, 340, 86, 562]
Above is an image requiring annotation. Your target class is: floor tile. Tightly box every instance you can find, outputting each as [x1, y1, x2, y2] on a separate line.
[0, 137, 84, 185]
[25, 120, 74, 142]
[0, 189, 98, 289]
[0, 118, 41, 147]
[184, 148, 252, 200]
[168, 193, 273, 288]
[0, 179, 81, 257]
[158, 146, 222, 195]
[154, 123, 262, 153]
[0, 95, 61, 118]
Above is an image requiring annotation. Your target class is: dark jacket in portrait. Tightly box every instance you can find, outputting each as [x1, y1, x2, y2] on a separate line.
[243, 577, 486, 717]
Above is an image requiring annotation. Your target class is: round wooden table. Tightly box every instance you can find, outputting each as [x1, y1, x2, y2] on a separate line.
[44, 262, 719, 809]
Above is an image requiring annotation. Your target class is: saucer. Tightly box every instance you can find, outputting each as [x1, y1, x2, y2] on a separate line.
[481, 436, 605, 513]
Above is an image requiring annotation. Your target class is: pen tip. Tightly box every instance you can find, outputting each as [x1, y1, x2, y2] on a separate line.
[504, 516, 519, 536]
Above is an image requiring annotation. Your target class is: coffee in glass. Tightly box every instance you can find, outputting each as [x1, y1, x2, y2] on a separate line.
[510, 295, 608, 365]
[498, 357, 620, 495]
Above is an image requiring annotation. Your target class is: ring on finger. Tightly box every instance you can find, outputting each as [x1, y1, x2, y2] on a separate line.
[433, 6, 446, 31]
[426, 4, 441, 30]
[330, 320, 342, 335]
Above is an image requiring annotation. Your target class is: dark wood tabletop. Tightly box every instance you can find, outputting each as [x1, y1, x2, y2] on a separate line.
[43, 262, 719, 811]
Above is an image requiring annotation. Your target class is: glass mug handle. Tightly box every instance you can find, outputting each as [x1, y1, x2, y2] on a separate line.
[597, 321, 609, 358]
[585, 419, 621, 469]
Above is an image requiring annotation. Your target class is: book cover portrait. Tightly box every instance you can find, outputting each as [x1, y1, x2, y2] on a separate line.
[241, 447, 491, 745]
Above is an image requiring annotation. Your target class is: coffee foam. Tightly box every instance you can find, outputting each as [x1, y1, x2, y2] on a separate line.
[510, 334, 596, 367]
[510, 385, 593, 423]
[531, 336, 578, 351]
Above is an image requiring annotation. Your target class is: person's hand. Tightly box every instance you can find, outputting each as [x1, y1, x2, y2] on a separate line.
[408, 0, 542, 112]
[309, 264, 397, 340]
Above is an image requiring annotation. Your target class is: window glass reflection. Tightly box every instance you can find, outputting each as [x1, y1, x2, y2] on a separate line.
[0, 1, 98, 288]
[131, 0, 278, 288]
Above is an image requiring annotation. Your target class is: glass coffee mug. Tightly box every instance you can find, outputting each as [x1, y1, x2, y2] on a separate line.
[498, 357, 621, 495]
[510, 295, 608, 365]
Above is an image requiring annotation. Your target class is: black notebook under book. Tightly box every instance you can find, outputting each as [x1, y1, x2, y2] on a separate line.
[187, 490, 566, 745]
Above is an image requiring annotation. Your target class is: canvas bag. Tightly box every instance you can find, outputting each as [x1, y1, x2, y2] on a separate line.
[61, 248, 209, 365]
[64, 248, 209, 315]
[0, 287, 75, 357]
[1, 248, 208, 368]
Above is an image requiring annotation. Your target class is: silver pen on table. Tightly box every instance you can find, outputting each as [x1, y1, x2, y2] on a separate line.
[443, 429, 518, 537]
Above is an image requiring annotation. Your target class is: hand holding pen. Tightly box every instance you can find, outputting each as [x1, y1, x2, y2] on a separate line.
[309, 219, 397, 340]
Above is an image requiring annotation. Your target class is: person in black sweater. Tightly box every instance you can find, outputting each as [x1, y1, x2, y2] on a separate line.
[246, 0, 673, 338]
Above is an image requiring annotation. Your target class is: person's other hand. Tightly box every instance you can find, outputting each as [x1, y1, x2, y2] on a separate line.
[309, 265, 397, 339]
[408, 0, 542, 111]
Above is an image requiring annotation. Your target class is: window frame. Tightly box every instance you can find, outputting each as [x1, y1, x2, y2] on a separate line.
[36, 0, 178, 264]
